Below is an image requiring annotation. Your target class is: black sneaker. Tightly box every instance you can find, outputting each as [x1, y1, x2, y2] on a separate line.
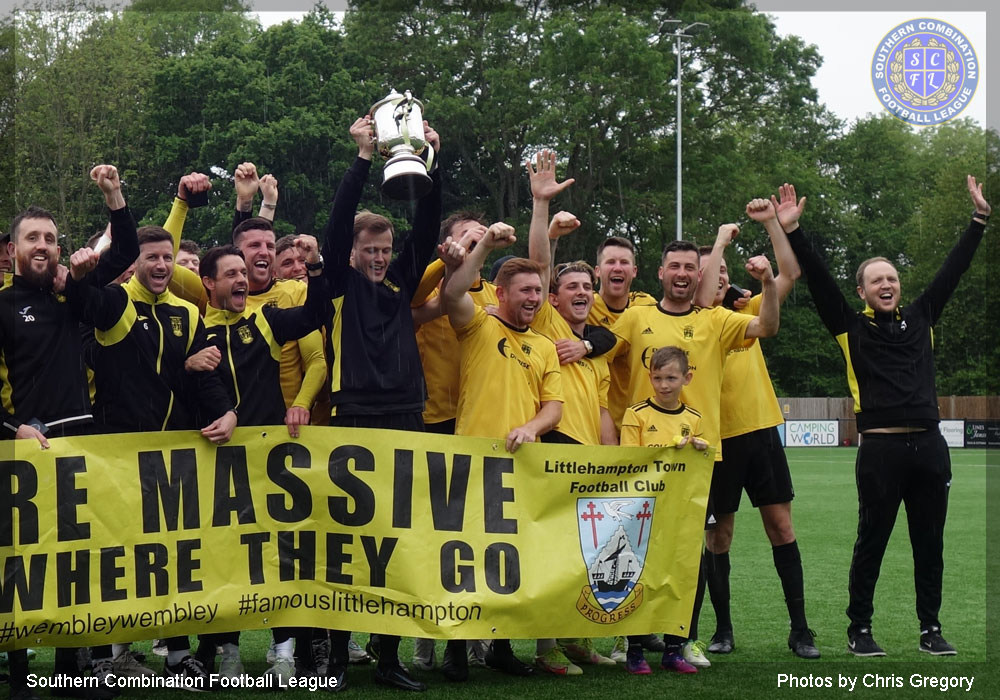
[847, 627, 886, 657]
[789, 628, 820, 659]
[485, 642, 534, 677]
[638, 633, 665, 652]
[164, 655, 211, 691]
[708, 629, 734, 654]
[919, 627, 957, 656]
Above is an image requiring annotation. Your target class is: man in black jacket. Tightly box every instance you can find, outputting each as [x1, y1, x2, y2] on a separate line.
[315, 115, 442, 692]
[1, 165, 138, 700]
[782, 176, 990, 658]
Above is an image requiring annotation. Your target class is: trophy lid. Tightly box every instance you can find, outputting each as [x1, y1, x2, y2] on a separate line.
[370, 88, 405, 114]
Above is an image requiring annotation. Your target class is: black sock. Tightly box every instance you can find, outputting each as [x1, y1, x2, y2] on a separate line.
[330, 630, 351, 667]
[626, 635, 645, 650]
[377, 634, 401, 669]
[705, 550, 732, 633]
[491, 639, 513, 656]
[772, 540, 808, 630]
[663, 634, 685, 653]
[688, 549, 707, 640]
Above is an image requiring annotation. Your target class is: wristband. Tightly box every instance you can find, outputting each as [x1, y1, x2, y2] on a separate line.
[972, 210, 989, 222]
[261, 202, 277, 210]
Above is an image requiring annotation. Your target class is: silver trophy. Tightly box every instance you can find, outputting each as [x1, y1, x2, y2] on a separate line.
[370, 89, 435, 200]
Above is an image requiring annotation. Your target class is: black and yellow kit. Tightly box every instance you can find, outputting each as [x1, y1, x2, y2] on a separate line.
[620, 399, 703, 448]
[611, 303, 753, 459]
[788, 218, 985, 634]
[1, 206, 139, 436]
[788, 220, 985, 431]
[203, 274, 328, 426]
[65, 275, 232, 433]
[318, 156, 441, 417]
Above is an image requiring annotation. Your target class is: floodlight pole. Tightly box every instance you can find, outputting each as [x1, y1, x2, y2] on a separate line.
[673, 22, 708, 241]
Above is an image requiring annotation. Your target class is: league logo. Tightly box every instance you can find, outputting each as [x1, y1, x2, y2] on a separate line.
[871, 18, 979, 126]
[575, 498, 653, 623]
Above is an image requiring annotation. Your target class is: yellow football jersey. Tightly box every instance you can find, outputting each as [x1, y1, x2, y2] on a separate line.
[611, 303, 752, 459]
[620, 399, 703, 448]
[719, 294, 783, 438]
[531, 303, 610, 445]
[454, 307, 562, 440]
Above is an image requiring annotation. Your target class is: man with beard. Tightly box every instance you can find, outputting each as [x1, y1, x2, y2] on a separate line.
[1, 166, 139, 700]
[609, 238, 781, 670]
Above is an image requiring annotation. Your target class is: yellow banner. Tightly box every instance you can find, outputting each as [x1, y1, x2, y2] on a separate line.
[1, 427, 714, 649]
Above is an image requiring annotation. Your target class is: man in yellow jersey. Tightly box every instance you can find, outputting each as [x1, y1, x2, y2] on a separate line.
[442, 225, 562, 678]
[609, 235, 780, 667]
[693, 196, 818, 659]
[587, 236, 658, 435]
[524, 150, 618, 676]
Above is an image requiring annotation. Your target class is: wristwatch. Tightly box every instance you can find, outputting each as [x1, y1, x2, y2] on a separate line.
[582, 339, 594, 355]
[972, 210, 989, 222]
[306, 255, 324, 271]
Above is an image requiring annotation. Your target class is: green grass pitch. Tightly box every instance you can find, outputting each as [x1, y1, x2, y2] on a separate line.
[11, 447, 994, 698]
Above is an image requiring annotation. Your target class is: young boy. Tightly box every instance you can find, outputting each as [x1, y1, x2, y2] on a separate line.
[619, 346, 707, 675]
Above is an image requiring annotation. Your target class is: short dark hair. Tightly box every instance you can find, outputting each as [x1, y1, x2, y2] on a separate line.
[440, 210, 486, 243]
[179, 239, 201, 256]
[275, 234, 298, 256]
[596, 236, 635, 262]
[550, 260, 596, 294]
[232, 217, 275, 245]
[10, 206, 57, 242]
[697, 245, 714, 257]
[137, 226, 173, 247]
[661, 239, 699, 262]
[200, 244, 244, 281]
[353, 211, 393, 240]
[650, 346, 689, 373]
[494, 258, 543, 290]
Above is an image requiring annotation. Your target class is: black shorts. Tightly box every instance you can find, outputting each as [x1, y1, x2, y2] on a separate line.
[711, 426, 794, 515]
[425, 418, 456, 435]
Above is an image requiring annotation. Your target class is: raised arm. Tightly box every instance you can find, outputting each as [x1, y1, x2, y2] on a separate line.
[393, 121, 443, 295]
[694, 223, 739, 308]
[320, 117, 374, 275]
[755, 193, 800, 302]
[778, 183, 854, 336]
[527, 149, 575, 293]
[86, 165, 140, 287]
[258, 173, 278, 222]
[912, 175, 990, 323]
[441, 224, 515, 329]
[743, 255, 779, 338]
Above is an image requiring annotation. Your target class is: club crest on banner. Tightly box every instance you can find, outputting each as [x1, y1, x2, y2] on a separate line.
[575, 498, 653, 623]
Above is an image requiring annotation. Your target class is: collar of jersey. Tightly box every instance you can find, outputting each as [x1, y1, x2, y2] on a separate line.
[249, 278, 275, 296]
[204, 304, 253, 325]
[655, 302, 695, 317]
[862, 304, 901, 322]
[645, 398, 686, 415]
[125, 275, 174, 305]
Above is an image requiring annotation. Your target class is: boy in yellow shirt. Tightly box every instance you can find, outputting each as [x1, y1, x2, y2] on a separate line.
[620, 346, 707, 674]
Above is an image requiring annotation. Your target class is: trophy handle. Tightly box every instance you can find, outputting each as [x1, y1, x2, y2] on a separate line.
[423, 144, 435, 173]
